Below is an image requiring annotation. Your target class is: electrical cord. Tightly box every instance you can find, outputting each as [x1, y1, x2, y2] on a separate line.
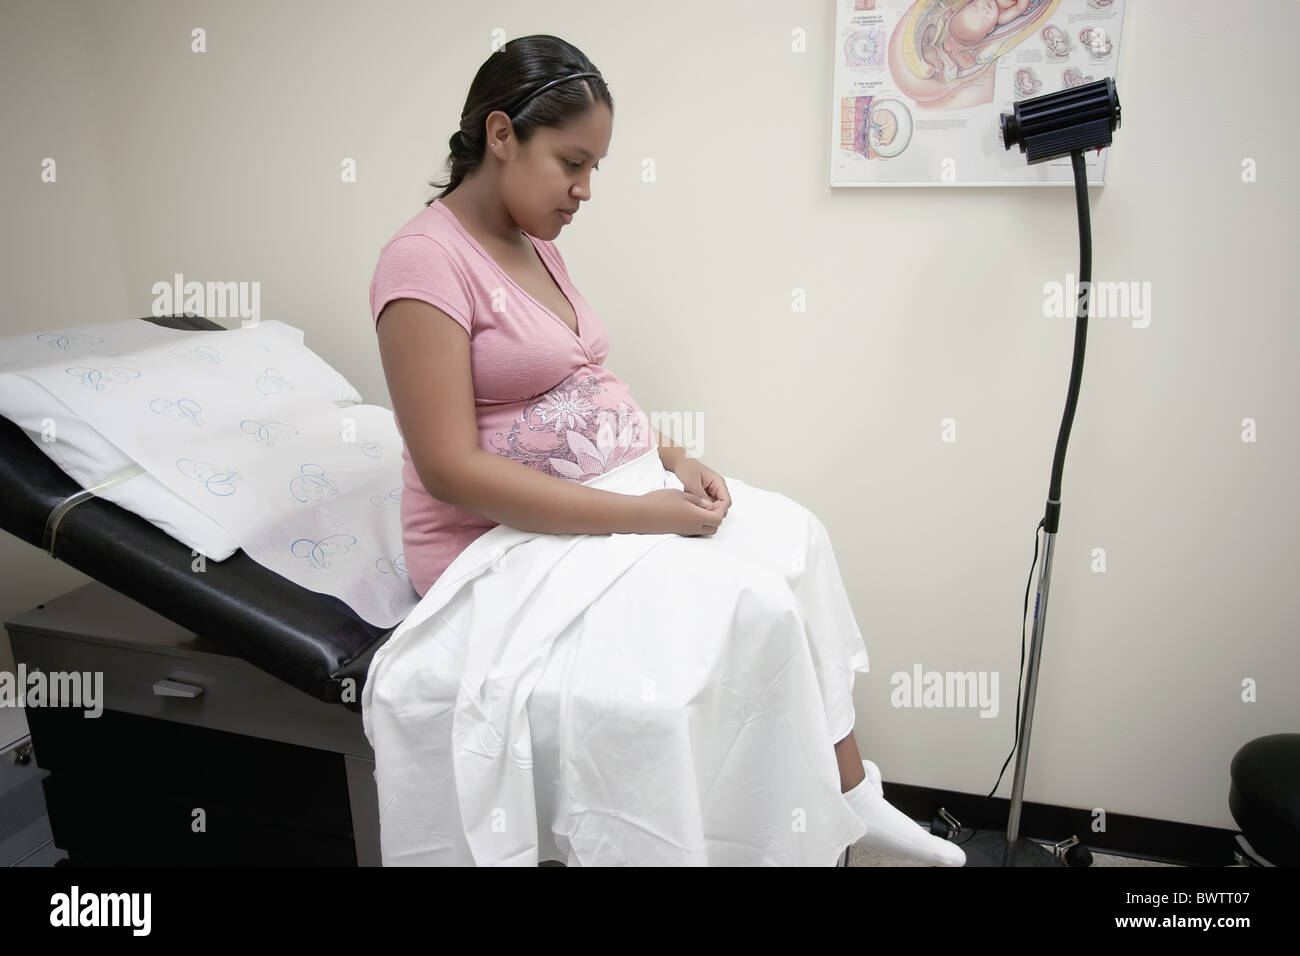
[943, 515, 1046, 848]
[946, 151, 1093, 851]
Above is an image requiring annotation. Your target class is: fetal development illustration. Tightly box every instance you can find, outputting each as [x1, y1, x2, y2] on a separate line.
[840, 94, 915, 160]
[888, 0, 1063, 110]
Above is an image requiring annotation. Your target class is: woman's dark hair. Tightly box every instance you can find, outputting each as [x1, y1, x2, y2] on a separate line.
[426, 35, 613, 205]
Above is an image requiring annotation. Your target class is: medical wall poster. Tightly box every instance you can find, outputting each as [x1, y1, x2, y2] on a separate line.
[831, 0, 1126, 186]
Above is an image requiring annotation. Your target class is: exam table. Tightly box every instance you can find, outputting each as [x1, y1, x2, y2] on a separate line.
[1, 313, 390, 865]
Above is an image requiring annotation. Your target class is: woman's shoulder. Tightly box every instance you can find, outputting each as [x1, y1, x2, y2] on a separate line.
[379, 203, 463, 255]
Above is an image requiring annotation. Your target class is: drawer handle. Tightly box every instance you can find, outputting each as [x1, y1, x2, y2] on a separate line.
[153, 679, 204, 699]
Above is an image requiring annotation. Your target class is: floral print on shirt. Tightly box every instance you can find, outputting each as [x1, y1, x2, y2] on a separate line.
[487, 370, 651, 480]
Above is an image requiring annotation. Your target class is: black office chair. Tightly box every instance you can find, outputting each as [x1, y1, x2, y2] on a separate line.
[1228, 733, 1300, 866]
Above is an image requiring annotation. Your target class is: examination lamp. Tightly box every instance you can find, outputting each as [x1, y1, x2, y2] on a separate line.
[1001, 77, 1121, 165]
[960, 79, 1122, 868]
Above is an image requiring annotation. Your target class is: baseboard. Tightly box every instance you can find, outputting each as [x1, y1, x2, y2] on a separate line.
[886, 781, 1238, 866]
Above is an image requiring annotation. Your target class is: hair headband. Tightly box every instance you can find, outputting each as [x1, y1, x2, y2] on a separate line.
[504, 71, 602, 116]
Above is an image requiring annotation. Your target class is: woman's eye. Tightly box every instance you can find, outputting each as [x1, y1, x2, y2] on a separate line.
[567, 161, 600, 171]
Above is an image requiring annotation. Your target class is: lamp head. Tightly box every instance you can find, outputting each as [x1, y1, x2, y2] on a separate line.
[1001, 77, 1121, 165]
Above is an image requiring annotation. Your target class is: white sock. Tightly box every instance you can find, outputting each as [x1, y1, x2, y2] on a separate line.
[861, 759, 882, 795]
[842, 763, 965, 867]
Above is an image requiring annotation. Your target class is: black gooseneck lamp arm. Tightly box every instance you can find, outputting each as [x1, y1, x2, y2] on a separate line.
[996, 78, 1121, 866]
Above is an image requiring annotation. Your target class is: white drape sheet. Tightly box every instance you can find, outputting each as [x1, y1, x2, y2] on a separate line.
[361, 446, 871, 865]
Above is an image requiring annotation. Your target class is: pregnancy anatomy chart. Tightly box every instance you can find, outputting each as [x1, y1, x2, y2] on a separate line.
[831, 0, 1126, 186]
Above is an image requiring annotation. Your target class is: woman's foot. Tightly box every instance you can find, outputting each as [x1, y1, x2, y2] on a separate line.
[842, 760, 965, 866]
[861, 759, 882, 795]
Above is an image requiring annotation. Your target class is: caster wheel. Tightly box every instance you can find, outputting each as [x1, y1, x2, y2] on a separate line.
[1063, 843, 1093, 867]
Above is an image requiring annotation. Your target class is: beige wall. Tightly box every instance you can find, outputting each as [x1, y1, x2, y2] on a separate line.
[2, 0, 1297, 832]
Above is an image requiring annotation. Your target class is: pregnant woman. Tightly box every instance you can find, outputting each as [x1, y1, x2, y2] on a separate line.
[364, 34, 965, 867]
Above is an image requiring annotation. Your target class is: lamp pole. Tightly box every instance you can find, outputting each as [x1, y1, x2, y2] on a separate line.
[954, 80, 1121, 865]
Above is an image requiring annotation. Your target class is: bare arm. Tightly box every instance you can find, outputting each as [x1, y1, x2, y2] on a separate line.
[438, 448, 653, 534]
[651, 425, 687, 471]
[376, 297, 649, 535]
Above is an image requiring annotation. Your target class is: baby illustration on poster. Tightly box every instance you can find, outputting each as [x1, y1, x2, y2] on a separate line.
[832, 0, 1125, 185]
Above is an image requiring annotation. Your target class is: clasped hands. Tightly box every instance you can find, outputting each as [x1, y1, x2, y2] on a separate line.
[672, 457, 731, 521]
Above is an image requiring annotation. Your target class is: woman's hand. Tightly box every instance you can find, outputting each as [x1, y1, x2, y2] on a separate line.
[672, 458, 731, 523]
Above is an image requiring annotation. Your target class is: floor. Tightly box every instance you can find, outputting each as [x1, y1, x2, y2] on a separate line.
[845, 842, 1177, 867]
[0, 734, 1181, 868]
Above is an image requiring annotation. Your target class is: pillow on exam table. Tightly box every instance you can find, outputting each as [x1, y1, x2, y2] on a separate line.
[0, 319, 365, 407]
[247, 320, 365, 405]
[0, 318, 365, 563]
[0, 372, 241, 560]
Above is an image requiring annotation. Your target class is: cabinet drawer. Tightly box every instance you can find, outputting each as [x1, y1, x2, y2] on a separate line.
[9, 629, 370, 757]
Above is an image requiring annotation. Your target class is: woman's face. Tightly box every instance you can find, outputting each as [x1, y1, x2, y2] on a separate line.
[502, 103, 612, 240]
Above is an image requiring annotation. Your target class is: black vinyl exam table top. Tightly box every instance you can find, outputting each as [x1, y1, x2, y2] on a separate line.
[0, 314, 392, 711]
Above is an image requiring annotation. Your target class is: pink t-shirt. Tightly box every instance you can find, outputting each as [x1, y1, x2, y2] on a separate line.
[370, 198, 656, 597]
